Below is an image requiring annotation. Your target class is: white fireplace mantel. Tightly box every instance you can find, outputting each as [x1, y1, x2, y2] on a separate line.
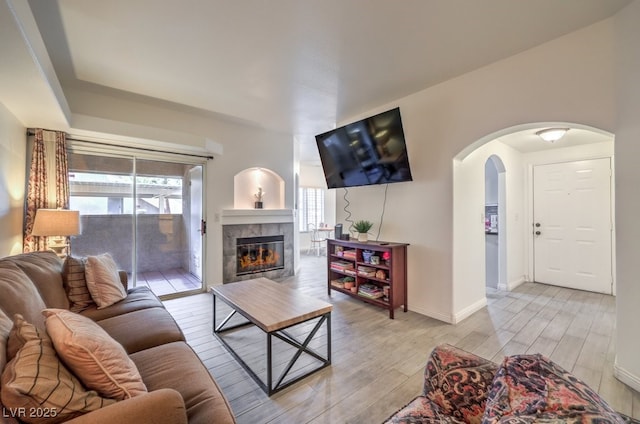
[220, 209, 295, 225]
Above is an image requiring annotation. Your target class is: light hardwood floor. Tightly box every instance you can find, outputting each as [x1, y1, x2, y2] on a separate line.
[163, 254, 640, 423]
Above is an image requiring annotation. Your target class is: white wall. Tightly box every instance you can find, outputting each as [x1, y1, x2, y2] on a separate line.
[485, 160, 499, 205]
[0, 102, 26, 257]
[454, 140, 526, 319]
[613, 0, 640, 393]
[336, 18, 616, 322]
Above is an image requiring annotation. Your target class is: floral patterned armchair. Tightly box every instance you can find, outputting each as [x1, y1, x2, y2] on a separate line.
[385, 344, 637, 424]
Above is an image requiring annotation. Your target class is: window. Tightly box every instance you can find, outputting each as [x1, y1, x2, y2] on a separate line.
[299, 187, 325, 231]
[69, 171, 183, 215]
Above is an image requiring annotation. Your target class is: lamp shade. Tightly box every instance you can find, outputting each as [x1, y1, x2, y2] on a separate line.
[31, 209, 81, 236]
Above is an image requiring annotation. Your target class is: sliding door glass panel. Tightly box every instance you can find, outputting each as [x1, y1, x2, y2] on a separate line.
[134, 159, 203, 296]
[68, 153, 135, 276]
[188, 166, 203, 280]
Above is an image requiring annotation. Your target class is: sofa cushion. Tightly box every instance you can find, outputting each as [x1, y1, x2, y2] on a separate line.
[483, 354, 625, 424]
[1, 315, 116, 424]
[61, 389, 188, 424]
[424, 344, 498, 424]
[62, 256, 95, 313]
[130, 342, 236, 424]
[96, 307, 185, 354]
[0, 262, 48, 329]
[384, 395, 455, 424]
[79, 286, 163, 322]
[5, 252, 69, 310]
[43, 309, 147, 400]
[84, 254, 127, 309]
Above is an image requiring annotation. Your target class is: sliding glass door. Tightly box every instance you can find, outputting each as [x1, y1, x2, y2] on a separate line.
[133, 159, 204, 296]
[68, 151, 205, 298]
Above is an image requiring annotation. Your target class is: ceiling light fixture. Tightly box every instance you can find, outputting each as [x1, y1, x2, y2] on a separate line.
[536, 128, 569, 143]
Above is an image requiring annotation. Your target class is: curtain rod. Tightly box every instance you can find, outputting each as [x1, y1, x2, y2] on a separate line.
[26, 129, 214, 160]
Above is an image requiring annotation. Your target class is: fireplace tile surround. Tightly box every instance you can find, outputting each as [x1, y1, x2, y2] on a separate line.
[221, 209, 294, 283]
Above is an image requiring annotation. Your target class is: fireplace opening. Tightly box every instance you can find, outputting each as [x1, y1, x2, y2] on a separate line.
[236, 235, 285, 276]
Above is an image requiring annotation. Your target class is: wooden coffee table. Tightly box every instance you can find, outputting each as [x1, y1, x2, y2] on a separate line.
[211, 277, 332, 395]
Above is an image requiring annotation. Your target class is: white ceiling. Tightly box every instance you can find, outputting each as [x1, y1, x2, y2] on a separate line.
[15, 0, 633, 160]
[497, 127, 613, 154]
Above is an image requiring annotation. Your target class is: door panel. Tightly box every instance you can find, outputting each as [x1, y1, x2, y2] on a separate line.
[533, 158, 612, 294]
[135, 159, 203, 296]
[188, 166, 203, 280]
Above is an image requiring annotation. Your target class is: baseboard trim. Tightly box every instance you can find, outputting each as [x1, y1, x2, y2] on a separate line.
[614, 360, 640, 392]
[409, 305, 454, 324]
[498, 276, 526, 292]
[452, 297, 487, 324]
[411, 296, 489, 324]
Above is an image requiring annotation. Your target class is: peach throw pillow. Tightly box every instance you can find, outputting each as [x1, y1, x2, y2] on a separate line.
[42, 309, 147, 400]
[84, 253, 126, 309]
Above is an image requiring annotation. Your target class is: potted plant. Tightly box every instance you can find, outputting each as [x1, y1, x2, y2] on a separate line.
[352, 220, 374, 242]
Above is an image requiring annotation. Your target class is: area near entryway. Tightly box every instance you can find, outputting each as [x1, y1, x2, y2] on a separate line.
[454, 125, 614, 325]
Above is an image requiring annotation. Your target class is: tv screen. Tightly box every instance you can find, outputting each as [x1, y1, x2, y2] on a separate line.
[315, 107, 413, 189]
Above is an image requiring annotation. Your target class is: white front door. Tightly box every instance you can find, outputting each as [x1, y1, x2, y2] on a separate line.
[533, 158, 612, 294]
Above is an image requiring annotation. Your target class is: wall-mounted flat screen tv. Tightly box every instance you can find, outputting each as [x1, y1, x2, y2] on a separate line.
[315, 107, 413, 189]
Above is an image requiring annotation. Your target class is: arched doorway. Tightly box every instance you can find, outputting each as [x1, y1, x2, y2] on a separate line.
[453, 122, 615, 321]
[484, 155, 506, 290]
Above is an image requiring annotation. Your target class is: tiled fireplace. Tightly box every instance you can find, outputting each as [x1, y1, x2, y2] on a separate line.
[236, 235, 284, 276]
[221, 209, 294, 283]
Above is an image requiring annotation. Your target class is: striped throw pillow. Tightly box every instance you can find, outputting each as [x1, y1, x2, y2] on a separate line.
[5, 312, 40, 361]
[62, 256, 95, 312]
[0, 315, 116, 424]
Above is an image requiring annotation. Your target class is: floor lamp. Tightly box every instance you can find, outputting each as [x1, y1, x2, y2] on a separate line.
[31, 209, 80, 257]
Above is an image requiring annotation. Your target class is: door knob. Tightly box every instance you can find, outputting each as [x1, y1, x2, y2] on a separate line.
[535, 223, 541, 227]
[535, 231, 541, 235]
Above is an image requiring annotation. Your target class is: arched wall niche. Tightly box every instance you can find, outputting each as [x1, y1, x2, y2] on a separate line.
[233, 167, 285, 209]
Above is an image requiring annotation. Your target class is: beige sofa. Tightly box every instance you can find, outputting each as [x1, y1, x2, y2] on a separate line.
[0, 251, 235, 424]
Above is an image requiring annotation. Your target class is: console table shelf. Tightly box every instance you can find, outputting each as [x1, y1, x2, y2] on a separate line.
[327, 238, 408, 319]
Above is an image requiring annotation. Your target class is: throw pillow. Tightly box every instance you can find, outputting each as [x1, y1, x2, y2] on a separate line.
[0, 308, 12, 376]
[42, 308, 147, 400]
[62, 256, 95, 312]
[1, 314, 116, 424]
[84, 253, 126, 309]
[482, 354, 626, 424]
[5, 314, 41, 361]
